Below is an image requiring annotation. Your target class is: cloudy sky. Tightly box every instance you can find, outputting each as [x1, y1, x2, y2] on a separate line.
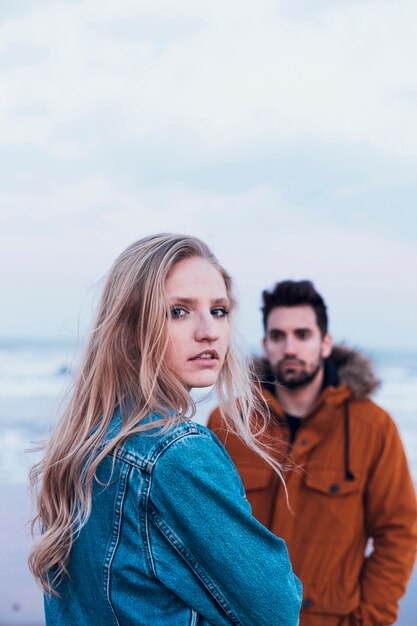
[1, 0, 417, 351]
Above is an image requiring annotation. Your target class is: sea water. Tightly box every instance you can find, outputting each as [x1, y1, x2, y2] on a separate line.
[0, 339, 416, 485]
[1, 339, 416, 626]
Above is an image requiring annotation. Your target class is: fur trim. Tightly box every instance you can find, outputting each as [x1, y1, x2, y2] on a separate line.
[330, 344, 380, 398]
[251, 356, 273, 381]
[252, 344, 380, 399]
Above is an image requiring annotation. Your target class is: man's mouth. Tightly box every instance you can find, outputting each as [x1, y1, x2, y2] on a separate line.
[189, 350, 219, 361]
[281, 359, 303, 368]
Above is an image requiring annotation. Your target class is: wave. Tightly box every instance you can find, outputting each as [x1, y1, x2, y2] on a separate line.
[1, 343, 417, 483]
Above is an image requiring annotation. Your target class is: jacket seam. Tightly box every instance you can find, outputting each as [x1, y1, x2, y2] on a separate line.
[103, 461, 131, 626]
[147, 423, 204, 468]
[110, 423, 208, 473]
[140, 429, 211, 578]
[140, 470, 157, 578]
[148, 505, 243, 625]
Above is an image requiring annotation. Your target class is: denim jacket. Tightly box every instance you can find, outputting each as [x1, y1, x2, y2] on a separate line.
[45, 415, 302, 625]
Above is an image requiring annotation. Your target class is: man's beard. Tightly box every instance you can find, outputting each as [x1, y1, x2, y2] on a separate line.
[272, 358, 323, 390]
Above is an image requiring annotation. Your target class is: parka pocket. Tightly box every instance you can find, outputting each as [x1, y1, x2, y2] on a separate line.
[302, 468, 363, 544]
[237, 466, 275, 527]
[239, 467, 272, 492]
[304, 469, 361, 497]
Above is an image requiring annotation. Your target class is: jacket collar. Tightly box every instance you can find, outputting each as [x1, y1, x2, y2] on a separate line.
[260, 384, 352, 423]
[253, 342, 380, 411]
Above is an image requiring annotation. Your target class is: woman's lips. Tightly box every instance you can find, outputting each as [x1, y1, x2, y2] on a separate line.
[189, 350, 219, 361]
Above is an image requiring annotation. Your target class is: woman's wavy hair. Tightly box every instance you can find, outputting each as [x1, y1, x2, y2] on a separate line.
[29, 233, 285, 595]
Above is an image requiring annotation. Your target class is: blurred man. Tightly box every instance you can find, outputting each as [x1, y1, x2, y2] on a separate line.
[209, 280, 417, 626]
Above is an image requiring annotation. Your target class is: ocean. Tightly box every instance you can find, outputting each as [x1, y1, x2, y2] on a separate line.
[1, 339, 416, 485]
[0, 339, 416, 626]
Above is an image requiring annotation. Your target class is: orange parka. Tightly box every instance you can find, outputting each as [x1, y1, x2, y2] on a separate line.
[208, 346, 417, 626]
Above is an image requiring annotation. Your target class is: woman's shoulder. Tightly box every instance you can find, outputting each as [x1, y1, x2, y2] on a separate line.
[115, 415, 229, 472]
[148, 420, 245, 499]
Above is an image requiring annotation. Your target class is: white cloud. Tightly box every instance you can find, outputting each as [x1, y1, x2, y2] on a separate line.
[1, 176, 415, 348]
[1, 0, 417, 154]
[1, 1, 416, 348]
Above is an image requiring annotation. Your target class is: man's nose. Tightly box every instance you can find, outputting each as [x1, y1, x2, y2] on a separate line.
[194, 314, 219, 342]
[283, 336, 297, 355]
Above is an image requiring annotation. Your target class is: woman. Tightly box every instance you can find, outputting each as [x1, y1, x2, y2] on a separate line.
[29, 233, 301, 625]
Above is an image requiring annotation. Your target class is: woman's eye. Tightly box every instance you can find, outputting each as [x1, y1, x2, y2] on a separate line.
[211, 307, 229, 318]
[171, 306, 187, 319]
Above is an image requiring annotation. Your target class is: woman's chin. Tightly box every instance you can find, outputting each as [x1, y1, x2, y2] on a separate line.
[183, 373, 219, 389]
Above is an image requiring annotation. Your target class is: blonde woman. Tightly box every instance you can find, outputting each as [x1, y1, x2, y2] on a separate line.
[29, 234, 302, 626]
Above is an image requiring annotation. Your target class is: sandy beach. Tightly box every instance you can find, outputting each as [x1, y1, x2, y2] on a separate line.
[0, 484, 43, 626]
[0, 483, 416, 626]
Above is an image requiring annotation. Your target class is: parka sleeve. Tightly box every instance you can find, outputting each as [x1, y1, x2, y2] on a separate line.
[148, 429, 302, 626]
[351, 412, 417, 626]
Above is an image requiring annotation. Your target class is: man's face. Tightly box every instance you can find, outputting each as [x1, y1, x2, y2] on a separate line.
[263, 305, 332, 390]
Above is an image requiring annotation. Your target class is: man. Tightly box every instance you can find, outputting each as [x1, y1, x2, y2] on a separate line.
[208, 280, 417, 626]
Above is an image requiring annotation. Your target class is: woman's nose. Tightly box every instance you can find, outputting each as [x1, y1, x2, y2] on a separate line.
[194, 314, 219, 342]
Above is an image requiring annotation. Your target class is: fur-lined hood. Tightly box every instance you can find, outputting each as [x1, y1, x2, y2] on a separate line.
[252, 344, 380, 399]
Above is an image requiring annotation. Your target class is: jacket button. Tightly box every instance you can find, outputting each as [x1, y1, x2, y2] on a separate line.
[300, 438, 308, 446]
[302, 598, 313, 609]
[329, 483, 340, 494]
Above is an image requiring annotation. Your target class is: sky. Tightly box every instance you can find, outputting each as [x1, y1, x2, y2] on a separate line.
[1, 0, 417, 351]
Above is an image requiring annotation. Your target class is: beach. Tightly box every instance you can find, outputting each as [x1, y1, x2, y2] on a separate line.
[1, 484, 43, 626]
[1, 342, 417, 625]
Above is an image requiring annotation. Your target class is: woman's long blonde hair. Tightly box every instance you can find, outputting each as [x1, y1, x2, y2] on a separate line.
[29, 233, 285, 595]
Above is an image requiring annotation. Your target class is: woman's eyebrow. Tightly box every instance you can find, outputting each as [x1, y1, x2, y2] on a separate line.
[211, 298, 230, 306]
[168, 297, 198, 305]
[169, 297, 230, 306]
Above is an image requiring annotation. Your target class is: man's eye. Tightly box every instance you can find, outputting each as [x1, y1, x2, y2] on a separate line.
[269, 332, 284, 341]
[171, 306, 187, 319]
[211, 307, 229, 318]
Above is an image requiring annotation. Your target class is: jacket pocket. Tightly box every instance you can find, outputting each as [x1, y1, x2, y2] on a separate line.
[304, 468, 361, 497]
[238, 467, 272, 492]
[301, 468, 363, 545]
[237, 466, 275, 528]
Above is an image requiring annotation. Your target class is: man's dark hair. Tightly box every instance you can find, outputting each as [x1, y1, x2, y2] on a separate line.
[262, 280, 328, 336]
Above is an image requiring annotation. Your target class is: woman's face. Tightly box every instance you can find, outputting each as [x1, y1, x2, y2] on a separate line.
[165, 256, 232, 389]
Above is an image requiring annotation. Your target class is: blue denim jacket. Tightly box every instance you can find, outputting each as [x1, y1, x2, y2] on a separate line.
[45, 415, 302, 625]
